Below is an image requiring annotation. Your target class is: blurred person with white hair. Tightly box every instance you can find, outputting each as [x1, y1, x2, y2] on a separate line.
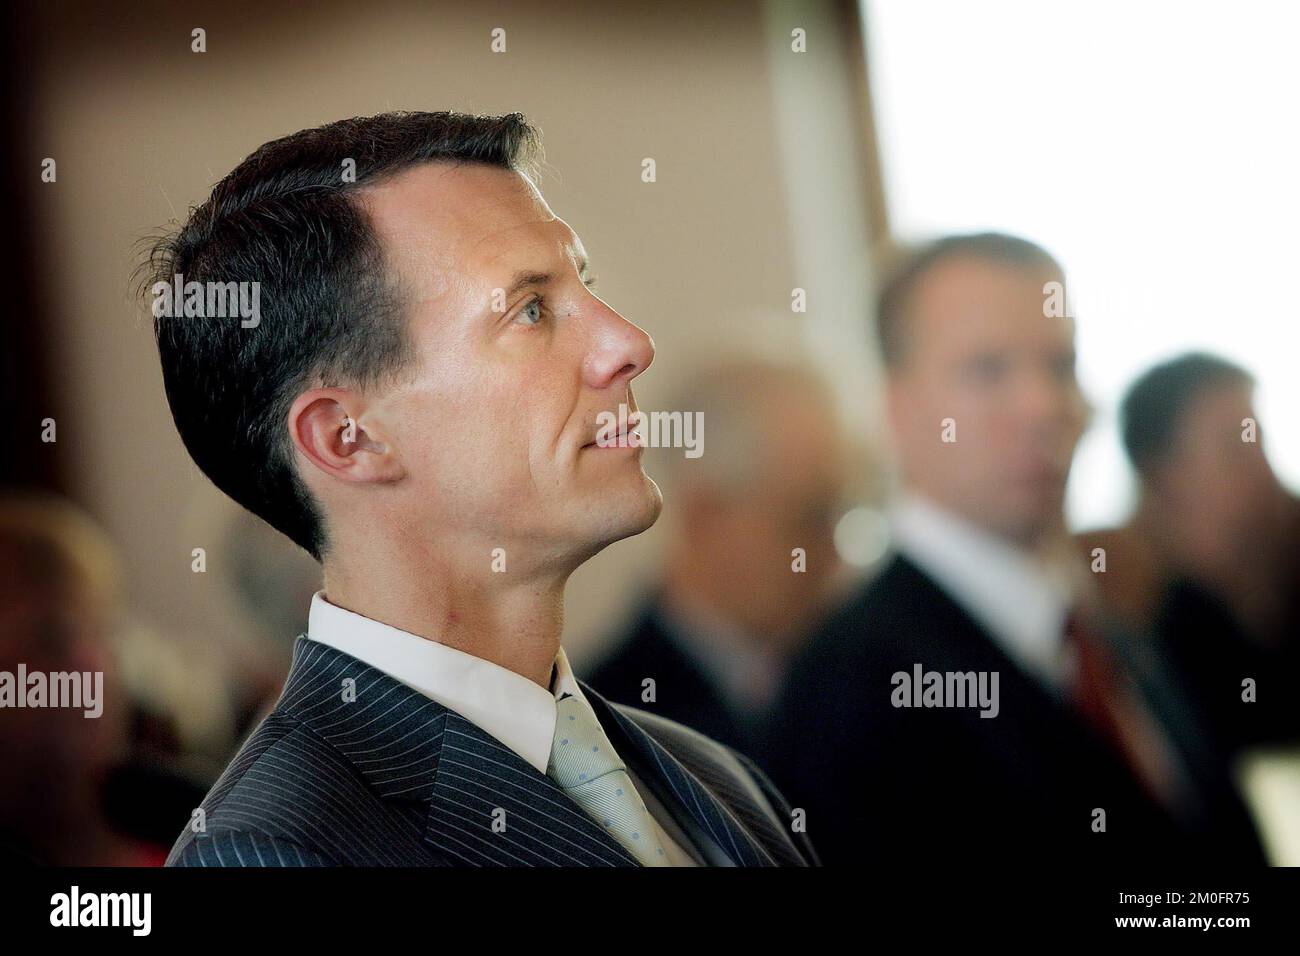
[584, 360, 851, 764]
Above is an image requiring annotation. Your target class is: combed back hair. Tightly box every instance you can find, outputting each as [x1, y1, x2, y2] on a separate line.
[874, 232, 1065, 369]
[1120, 351, 1255, 477]
[138, 111, 543, 561]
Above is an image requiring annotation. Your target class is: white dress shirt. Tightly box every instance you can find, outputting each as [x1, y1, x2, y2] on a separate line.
[306, 591, 700, 866]
[889, 492, 1079, 690]
[889, 493, 1193, 810]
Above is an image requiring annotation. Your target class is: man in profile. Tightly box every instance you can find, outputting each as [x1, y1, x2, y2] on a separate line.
[147, 111, 815, 867]
[768, 233, 1263, 865]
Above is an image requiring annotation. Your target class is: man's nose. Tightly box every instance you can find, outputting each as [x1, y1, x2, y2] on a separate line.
[584, 304, 655, 389]
[1018, 365, 1078, 425]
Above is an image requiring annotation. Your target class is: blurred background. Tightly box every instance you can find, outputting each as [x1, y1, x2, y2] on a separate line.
[2, 0, 1296, 866]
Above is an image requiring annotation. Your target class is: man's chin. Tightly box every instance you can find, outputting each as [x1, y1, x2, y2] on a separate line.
[993, 494, 1068, 548]
[581, 473, 663, 552]
[614, 473, 663, 538]
[638, 474, 665, 530]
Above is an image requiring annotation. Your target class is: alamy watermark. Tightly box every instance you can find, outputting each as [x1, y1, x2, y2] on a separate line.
[50, 886, 150, 936]
[891, 663, 999, 718]
[151, 272, 261, 328]
[596, 403, 703, 458]
[0, 665, 103, 718]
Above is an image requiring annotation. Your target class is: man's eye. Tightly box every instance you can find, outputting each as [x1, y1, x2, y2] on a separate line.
[514, 298, 544, 326]
[1052, 353, 1077, 381]
[964, 354, 1007, 384]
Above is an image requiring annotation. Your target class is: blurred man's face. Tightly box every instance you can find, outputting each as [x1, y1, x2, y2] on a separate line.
[353, 163, 662, 566]
[887, 255, 1088, 546]
[688, 395, 847, 643]
[1154, 382, 1279, 567]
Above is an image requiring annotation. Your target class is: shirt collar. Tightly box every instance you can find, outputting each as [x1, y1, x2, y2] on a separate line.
[306, 590, 571, 774]
[549, 638, 584, 701]
[889, 492, 1077, 686]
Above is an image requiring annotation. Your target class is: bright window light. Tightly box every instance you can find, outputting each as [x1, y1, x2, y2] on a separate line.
[866, 0, 1300, 530]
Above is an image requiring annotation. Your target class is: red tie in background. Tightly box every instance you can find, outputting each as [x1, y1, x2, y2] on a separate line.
[1063, 611, 1179, 810]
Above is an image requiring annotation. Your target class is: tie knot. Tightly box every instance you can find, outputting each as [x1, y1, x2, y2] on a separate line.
[548, 693, 626, 789]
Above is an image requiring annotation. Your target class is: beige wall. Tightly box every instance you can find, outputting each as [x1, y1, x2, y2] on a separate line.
[27, 0, 873, 668]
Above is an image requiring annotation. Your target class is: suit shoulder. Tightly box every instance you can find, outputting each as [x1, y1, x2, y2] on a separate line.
[165, 708, 417, 866]
[610, 700, 727, 753]
[610, 703, 764, 799]
[171, 829, 341, 867]
[794, 555, 957, 673]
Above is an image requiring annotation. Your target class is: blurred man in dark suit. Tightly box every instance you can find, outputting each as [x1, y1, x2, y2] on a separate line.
[767, 233, 1265, 865]
[585, 361, 849, 763]
[1091, 352, 1300, 754]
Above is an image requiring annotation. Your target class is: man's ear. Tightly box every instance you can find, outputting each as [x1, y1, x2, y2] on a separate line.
[288, 388, 406, 485]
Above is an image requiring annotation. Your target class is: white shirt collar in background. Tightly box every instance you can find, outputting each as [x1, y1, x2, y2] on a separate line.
[889, 492, 1077, 688]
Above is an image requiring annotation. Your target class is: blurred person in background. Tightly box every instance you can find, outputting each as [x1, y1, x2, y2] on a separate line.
[1086, 352, 1300, 755]
[0, 493, 202, 865]
[767, 234, 1265, 865]
[584, 360, 850, 765]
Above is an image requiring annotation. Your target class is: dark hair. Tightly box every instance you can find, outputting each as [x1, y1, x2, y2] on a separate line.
[140, 111, 542, 561]
[1120, 351, 1255, 477]
[875, 232, 1064, 369]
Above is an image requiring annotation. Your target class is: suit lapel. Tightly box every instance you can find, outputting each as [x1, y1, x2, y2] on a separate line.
[581, 681, 777, 866]
[279, 636, 639, 867]
[279, 636, 778, 866]
[426, 709, 640, 867]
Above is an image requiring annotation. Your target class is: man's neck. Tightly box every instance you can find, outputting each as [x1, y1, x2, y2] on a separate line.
[891, 490, 1084, 687]
[893, 490, 1084, 606]
[321, 541, 569, 689]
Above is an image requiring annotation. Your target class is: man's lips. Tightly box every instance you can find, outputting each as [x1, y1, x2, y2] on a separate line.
[580, 404, 646, 450]
[582, 433, 638, 449]
[582, 423, 641, 448]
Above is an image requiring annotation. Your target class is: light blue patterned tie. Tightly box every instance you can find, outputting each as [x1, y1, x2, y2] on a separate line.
[548, 693, 669, 866]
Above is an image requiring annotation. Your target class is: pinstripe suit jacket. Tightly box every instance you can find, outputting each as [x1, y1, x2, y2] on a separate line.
[166, 636, 818, 867]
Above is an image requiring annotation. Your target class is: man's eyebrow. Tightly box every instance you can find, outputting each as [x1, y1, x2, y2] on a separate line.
[503, 256, 592, 299]
[504, 271, 553, 299]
